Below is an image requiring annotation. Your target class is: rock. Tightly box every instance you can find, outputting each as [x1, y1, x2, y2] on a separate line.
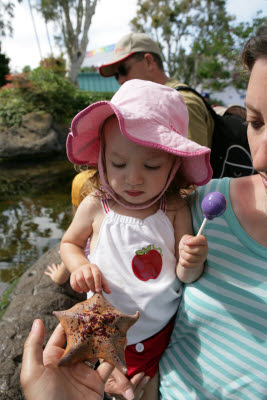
[21, 112, 53, 135]
[0, 112, 68, 160]
[0, 243, 85, 400]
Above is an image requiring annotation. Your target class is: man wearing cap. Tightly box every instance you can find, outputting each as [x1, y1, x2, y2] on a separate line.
[99, 32, 214, 149]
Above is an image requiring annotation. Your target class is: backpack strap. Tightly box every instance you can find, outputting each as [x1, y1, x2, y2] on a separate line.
[175, 86, 254, 179]
[174, 85, 219, 122]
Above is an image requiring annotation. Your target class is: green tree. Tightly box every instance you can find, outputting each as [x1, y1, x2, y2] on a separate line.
[0, 0, 15, 39]
[0, 1, 22, 42]
[33, 0, 98, 85]
[0, 0, 22, 82]
[230, 11, 267, 89]
[131, 0, 266, 90]
[0, 47, 10, 86]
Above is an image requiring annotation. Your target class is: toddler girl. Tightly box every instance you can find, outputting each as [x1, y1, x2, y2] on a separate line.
[60, 79, 212, 400]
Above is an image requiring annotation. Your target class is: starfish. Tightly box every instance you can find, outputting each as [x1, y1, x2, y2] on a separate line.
[53, 292, 139, 374]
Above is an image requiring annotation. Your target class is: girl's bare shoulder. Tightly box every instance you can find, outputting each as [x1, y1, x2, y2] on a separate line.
[77, 193, 103, 215]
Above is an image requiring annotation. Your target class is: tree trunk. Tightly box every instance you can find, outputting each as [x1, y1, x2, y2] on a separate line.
[67, 54, 84, 85]
[61, 0, 98, 84]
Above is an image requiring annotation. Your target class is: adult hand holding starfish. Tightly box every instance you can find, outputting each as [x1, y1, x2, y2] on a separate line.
[20, 319, 114, 400]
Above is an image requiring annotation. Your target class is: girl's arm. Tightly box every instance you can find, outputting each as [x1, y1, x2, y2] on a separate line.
[60, 195, 111, 294]
[60, 195, 95, 271]
[173, 197, 208, 283]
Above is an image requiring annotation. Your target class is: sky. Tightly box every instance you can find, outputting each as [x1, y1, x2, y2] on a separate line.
[2, 0, 267, 72]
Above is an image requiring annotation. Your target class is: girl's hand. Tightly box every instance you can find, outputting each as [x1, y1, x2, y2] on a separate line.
[70, 263, 111, 294]
[179, 234, 208, 268]
[177, 234, 208, 283]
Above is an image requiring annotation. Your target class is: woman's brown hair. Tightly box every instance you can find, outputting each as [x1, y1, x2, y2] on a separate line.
[241, 25, 267, 71]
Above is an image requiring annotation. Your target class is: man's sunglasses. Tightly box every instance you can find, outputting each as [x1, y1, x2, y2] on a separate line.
[114, 64, 129, 81]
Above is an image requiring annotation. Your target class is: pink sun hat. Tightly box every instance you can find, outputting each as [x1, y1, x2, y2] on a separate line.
[67, 79, 212, 187]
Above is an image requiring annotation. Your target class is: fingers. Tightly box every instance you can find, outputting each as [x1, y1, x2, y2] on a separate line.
[23, 319, 45, 366]
[101, 274, 111, 294]
[89, 264, 104, 293]
[129, 372, 150, 400]
[179, 234, 208, 268]
[130, 372, 149, 388]
[44, 263, 61, 279]
[70, 272, 84, 293]
[70, 267, 91, 293]
[182, 234, 207, 246]
[21, 320, 45, 386]
[105, 368, 135, 400]
[96, 361, 115, 383]
[70, 264, 111, 294]
[45, 323, 66, 349]
[43, 323, 68, 366]
[44, 264, 57, 277]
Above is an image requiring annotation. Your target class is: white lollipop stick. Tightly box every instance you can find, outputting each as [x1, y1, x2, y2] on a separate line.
[197, 218, 208, 236]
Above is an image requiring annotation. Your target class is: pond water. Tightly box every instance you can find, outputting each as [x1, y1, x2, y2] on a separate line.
[0, 159, 75, 295]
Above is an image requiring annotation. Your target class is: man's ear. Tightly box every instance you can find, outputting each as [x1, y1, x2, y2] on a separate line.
[143, 53, 155, 69]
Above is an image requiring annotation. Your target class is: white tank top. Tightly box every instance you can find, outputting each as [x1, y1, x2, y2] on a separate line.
[87, 197, 182, 345]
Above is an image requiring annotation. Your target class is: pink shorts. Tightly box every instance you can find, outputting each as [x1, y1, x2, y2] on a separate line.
[125, 315, 176, 379]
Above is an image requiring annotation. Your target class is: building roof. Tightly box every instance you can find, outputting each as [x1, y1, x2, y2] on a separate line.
[77, 72, 120, 92]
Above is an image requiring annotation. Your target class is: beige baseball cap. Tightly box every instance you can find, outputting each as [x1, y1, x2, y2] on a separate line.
[99, 33, 162, 77]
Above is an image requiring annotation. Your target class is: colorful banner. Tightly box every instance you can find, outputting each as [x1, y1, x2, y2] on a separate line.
[86, 44, 115, 58]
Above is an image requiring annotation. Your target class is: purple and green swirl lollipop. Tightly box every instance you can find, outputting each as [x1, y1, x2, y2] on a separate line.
[197, 191, 227, 236]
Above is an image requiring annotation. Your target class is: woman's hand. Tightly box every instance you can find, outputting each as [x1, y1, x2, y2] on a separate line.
[70, 263, 111, 293]
[105, 368, 150, 400]
[21, 319, 114, 400]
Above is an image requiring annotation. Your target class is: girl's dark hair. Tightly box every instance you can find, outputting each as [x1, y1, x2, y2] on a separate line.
[241, 25, 267, 71]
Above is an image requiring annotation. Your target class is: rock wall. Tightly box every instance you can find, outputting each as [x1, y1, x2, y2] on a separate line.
[0, 112, 68, 160]
[0, 244, 85, 400]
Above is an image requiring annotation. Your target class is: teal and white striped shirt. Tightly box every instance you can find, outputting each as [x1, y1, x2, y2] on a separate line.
[159, 178, 267, 400]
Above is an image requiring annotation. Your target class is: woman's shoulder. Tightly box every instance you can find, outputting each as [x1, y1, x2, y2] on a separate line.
[229, 174, 255, 192]
[165, 194, 190, 214]
[194, 178, 230, 198]
[229, 175, 257, 215]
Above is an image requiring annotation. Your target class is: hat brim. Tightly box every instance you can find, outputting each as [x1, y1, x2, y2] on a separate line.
[67, 102, 212, 186]
[99, 53, 135, 77]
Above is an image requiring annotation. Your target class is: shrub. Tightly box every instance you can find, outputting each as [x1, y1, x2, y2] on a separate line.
[72, 89, 113, 115]
[0, 89, 33, 126]
[0, 68, 114, 127]
[40, 55, 66, 76]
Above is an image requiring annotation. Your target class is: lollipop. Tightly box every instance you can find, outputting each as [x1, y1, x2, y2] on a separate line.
[197, 191, 227, 236]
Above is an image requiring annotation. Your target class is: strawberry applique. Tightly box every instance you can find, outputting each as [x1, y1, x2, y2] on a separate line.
[132, 245, 162, 281]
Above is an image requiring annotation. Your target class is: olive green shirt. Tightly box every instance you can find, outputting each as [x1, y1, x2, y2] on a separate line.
[166, 78, 214, 148]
